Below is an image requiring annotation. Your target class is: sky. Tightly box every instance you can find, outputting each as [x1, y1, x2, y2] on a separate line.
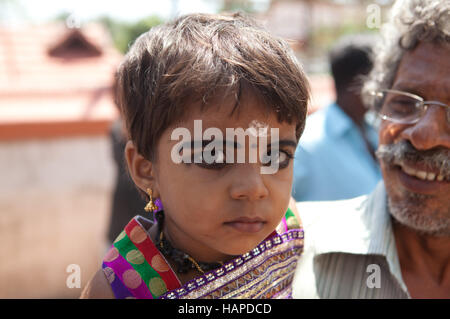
[2, 0, 223, 24]
[2, 0, 395, 26]
[2, 0, 271, 25]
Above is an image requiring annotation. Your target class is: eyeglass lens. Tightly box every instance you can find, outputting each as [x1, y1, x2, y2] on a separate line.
[379, 91, 450, 124]
[380, 91, 424, 124]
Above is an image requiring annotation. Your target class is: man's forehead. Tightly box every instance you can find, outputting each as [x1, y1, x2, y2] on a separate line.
[393, 41, 450, 97]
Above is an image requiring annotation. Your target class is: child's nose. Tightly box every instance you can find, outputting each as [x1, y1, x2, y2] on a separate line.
[229, 164, 269, 201]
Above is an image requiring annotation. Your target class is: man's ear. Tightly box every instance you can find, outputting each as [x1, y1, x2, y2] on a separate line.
[124, 140, 159, 197]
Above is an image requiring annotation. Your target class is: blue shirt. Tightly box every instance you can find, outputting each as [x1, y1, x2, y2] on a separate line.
[292, 102, 381, 201]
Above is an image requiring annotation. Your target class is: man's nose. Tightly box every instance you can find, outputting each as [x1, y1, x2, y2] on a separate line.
[229, 164, 269, 201]
[400, 106, 450, 150]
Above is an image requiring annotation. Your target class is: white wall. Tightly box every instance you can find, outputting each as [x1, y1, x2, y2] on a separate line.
[0, 135, 116, 298]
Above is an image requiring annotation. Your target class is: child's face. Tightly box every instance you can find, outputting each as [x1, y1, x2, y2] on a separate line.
[151, 91, 298, 263]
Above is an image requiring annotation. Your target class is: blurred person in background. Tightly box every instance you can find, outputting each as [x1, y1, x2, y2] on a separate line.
[292, 34, 381, 201]
[293, 0, 449, 298]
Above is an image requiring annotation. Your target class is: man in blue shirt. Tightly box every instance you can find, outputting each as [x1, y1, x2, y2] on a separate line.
[292, 35, 381, 201]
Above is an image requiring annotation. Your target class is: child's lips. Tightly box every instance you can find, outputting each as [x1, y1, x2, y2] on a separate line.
[224, 217, 266, 233]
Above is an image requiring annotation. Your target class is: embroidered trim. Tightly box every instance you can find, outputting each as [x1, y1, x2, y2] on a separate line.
[159, 228, 304, 299]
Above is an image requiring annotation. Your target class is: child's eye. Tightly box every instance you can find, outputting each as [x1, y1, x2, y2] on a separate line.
[262, 150, 293, 169]
[193, 149, 228, 170]
[191, 149, 294, 170]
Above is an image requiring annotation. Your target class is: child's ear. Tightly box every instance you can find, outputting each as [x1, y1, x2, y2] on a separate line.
[124, 140, 159, 197]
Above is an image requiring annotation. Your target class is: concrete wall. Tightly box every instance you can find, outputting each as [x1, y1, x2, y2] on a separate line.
[0, 135, 115, 298]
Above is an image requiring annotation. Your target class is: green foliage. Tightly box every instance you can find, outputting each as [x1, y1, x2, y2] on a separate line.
[99, 15, 164, 53]
[53, 11, 71, 22]
[221, 0, 257, 13]
[308, 20, 377, 55]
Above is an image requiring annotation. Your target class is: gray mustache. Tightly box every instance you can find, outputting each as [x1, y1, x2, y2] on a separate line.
[376, 141, 450, 179]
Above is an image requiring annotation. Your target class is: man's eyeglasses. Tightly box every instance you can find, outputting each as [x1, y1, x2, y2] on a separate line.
[370, 89, 450, 124]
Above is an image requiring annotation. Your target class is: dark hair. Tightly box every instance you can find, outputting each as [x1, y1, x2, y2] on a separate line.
[329, 34, 374, 94]
[116, 12, 310, 162]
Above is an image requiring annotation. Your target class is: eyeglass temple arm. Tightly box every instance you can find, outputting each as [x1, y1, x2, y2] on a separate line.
[422, 100, 450, 109]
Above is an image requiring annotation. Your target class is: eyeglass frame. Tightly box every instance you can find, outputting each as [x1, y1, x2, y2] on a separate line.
[369, 89, 450, 125]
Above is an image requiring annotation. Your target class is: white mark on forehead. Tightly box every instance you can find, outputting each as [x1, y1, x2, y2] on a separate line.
[247, 120, 271, 147]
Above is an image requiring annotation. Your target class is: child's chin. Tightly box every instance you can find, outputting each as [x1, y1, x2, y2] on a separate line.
[220, 238, 264, 257]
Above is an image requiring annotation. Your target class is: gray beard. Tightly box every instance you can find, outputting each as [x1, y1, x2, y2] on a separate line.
[377, 140, 450, 237]
[387, 192, 450, 237]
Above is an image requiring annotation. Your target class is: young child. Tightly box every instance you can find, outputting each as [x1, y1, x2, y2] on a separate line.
[81, 12, 309, 299]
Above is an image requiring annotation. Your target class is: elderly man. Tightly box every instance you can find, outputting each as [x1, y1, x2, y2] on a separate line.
[293, 0, 449, 298]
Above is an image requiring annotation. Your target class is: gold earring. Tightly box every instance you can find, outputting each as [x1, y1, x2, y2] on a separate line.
[144, 188, 158, 213]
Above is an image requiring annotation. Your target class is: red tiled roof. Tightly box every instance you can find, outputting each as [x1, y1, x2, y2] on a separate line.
[0, 21, 334, 140]
[0, 22, 122, 140]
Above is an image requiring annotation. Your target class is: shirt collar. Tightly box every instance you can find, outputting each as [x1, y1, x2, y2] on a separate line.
[309, 181, 392, 255]
[303, 181, 409, 295]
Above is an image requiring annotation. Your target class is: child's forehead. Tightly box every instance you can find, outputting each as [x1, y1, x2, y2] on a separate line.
[174, 91, 293, 131]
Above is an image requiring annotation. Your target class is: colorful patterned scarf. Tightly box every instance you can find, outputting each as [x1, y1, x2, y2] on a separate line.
[102, 208, 303, 299]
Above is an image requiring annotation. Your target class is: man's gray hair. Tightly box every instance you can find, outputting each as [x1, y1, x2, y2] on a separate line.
[362, 0, 450, 108]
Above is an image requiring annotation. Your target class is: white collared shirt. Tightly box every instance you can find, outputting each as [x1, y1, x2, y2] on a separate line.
[293, 182, 411, 298]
